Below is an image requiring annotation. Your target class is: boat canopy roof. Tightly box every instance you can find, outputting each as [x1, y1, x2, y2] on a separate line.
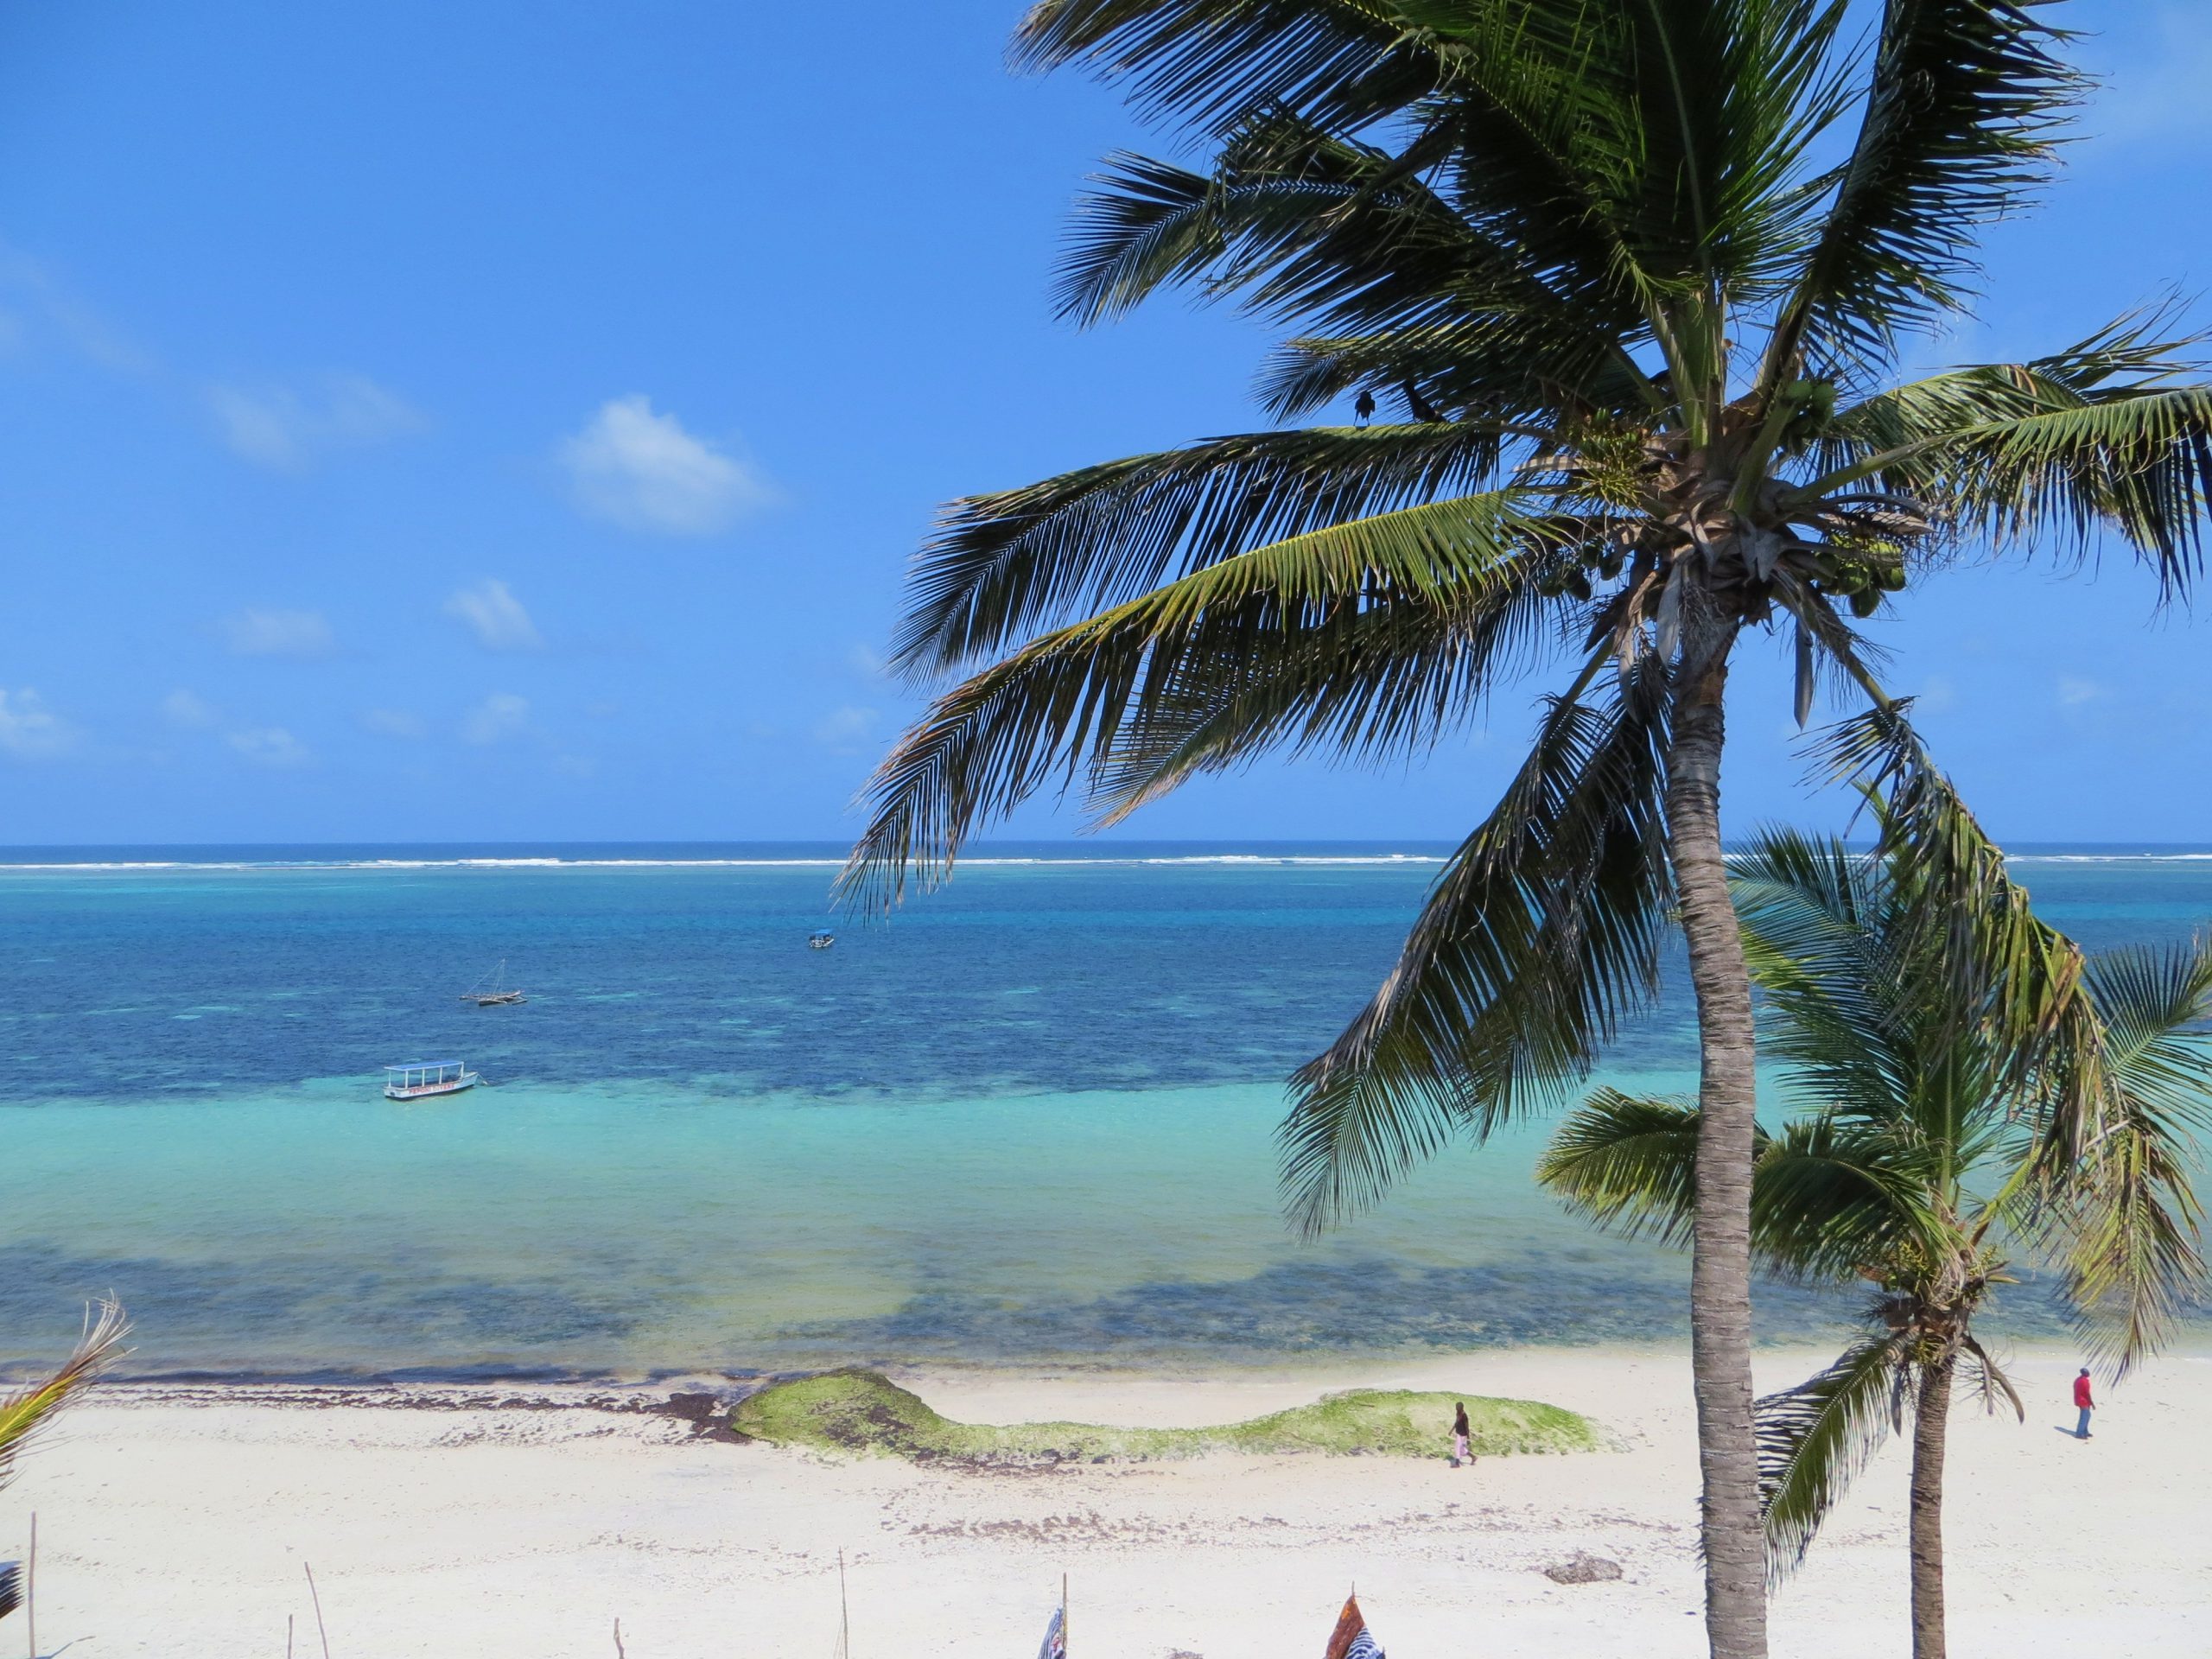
[388, 1060, 465, 1072]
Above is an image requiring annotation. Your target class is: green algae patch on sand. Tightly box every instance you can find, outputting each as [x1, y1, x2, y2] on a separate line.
[1211, 1388, 1600, 1459]
[729, 1370, 1601, 1468]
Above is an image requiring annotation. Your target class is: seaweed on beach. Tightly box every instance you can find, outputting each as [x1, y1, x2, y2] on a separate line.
[730, 1369, 1601, 1467]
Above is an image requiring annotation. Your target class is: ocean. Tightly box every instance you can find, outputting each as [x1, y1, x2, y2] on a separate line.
[3, 843, 2209, 1377]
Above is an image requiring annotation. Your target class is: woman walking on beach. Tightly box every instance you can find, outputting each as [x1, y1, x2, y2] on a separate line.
[1450, 1403, 1471, 1469]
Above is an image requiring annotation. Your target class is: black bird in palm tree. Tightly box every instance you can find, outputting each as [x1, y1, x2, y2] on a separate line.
[1353, 389, 1375, 426]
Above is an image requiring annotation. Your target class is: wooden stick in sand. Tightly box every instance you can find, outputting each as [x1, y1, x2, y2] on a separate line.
[302, 1563, 331, 1659]
[613, 1618, 626, 1659]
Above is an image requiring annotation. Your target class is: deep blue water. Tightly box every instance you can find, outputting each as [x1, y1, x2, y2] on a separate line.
[2, 843, 2207, 1376]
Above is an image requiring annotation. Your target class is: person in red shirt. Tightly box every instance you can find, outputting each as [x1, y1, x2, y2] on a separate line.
[2074, 1368, 2095, 1440]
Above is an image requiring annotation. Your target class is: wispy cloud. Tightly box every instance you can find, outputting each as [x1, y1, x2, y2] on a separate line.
[462, 692, 531, 745]
[2058, 677, 2107, 708]
[558, 396, 774, 535]
[811, 705, 879, 753]
[206, 373, 422, 469]
[226, 727, 312, 767]
[444, 579, 544, 652]
[222, 607, 338, 659]
[162, 689, 219, 729]
[0, 245, 152, 374]
[361, 708, 425, 739]
[0, 689, 75, 758]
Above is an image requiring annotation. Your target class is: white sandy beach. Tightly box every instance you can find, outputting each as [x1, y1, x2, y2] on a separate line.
[5, 1345, 2205, 1659]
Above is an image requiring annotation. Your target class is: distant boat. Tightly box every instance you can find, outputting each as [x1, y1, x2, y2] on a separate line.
[460, 959, 526, 1006]
[385, 1061, 480, 1100]
[808, 930, 836, 950]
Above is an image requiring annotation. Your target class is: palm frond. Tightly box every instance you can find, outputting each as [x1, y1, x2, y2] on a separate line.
[896, 424, 1521, 677]
[1596, 0, 1855, 301]
[2047, 940, 2212, 1372]
[1022, 0, 1866, 340]
[0, 1297, 130, 1492]
[1763, 0, 2086, 385]
[2090, 939, 2212, 1126]
[1055, 121, 1656, 423]
[1536, 1089, 1707, 1249]
[1824, 307, 2212, 455]
[1014, 0, 1440, 139]
[1084, 545, 1561, 824]
[1255, 319, 1657, 426]
[1752, 1119, 1936, 1284]
[1804, 701, 2094, 1099]
[1932, 388, 2212, 597]
[1958, 1332, 2026, 1421]
[846, 489, 1558, 911]
[1757, 1329, 1913, 1579]
[1278, 655, 1671, 1234]
[1729, 824, 1905, 1105]
[1056, 124, 1468, 327]
[1813, 309, 2212, 595]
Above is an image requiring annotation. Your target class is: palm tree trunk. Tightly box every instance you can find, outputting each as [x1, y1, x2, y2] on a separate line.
[1663, 611, 1766, 1659]
[1910, 1357, 1955, 1659]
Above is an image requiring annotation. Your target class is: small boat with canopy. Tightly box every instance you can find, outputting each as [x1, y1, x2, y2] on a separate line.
[384, 1060, 480, 1100]
[808, 930, 836, 950]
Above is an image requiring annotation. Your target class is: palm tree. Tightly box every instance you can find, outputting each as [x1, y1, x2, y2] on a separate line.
[839, 7, 2212, 1652]
[1538, 830, 2211, 1659]
[2, 1299, 129, 1628]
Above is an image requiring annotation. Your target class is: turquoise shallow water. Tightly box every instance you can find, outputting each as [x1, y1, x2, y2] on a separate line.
[2, 843, 2207, 1375]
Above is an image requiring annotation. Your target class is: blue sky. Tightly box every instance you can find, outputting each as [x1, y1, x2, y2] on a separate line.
[2, 0, 2209, 846]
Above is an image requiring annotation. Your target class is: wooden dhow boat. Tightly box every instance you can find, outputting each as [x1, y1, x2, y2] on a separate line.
[460, 959, 526, 1006]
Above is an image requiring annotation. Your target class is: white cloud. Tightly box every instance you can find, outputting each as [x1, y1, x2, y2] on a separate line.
[162, 689, 218, 728]
[222, 607, 338, 659]
[558, 395, 774, 535]
[444, 578, 545, 652]
[2058, 677, 2107, 708]
[361, 708, 425, 739]
[0, 688, 74, 758]
[811, 705, 879, 753]
[206, 373, 421, 469]
[462, 692, 531, 745]
[226, 727, 311, 767]
[845, 642, 887, 679]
